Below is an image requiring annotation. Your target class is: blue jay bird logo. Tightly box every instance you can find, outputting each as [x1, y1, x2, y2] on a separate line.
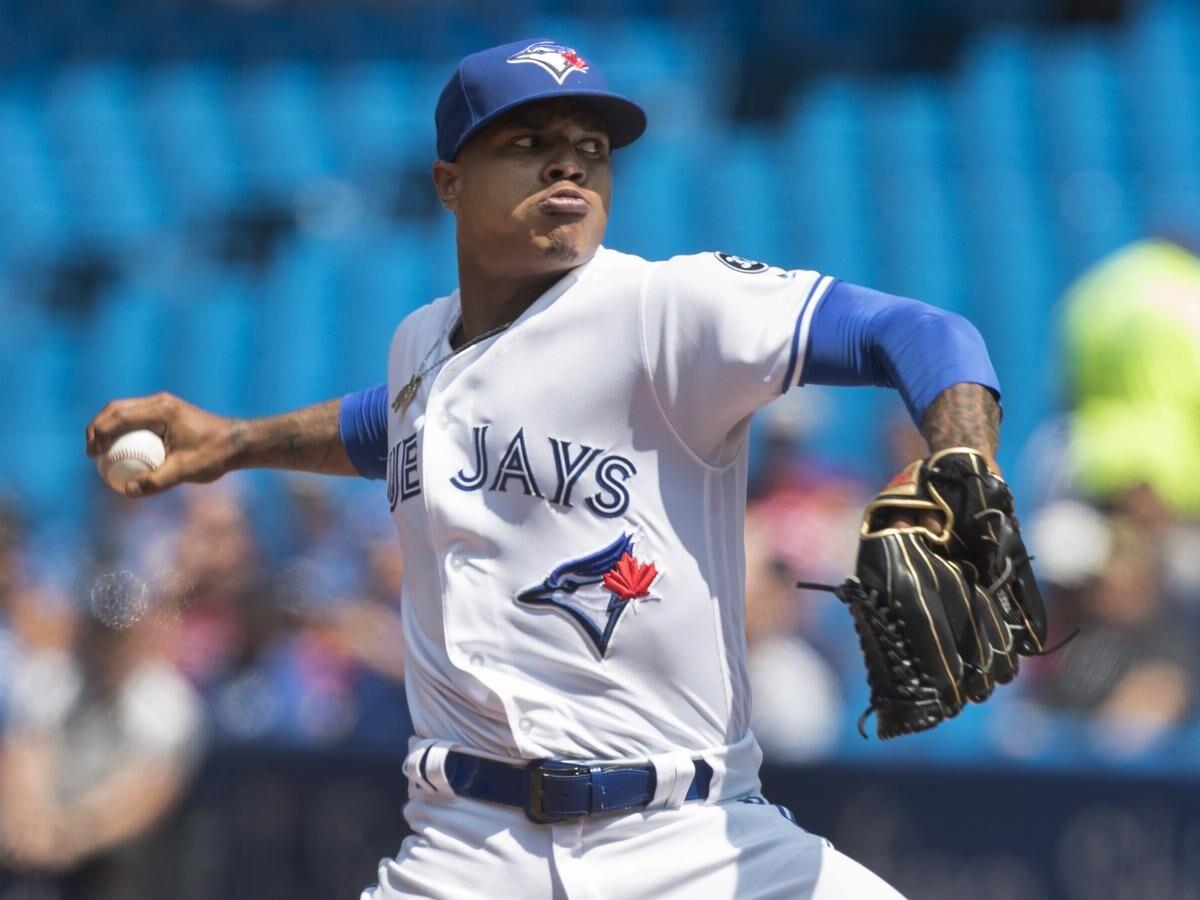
[506, 41, 590, 85]
[517, 533, 659, 656]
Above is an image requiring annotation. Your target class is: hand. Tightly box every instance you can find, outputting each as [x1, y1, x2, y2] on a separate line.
[85, 392, 242, 497]
[881, 509, 944, 535]
[813, 448, 1043, 740]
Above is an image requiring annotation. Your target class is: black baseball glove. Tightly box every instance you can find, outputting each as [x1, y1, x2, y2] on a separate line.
[799, 447, 1048, 739]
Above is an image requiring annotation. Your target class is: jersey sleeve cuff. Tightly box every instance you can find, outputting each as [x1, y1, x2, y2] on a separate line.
[339, 383, 390, 481]
[781, 275, 839, 393]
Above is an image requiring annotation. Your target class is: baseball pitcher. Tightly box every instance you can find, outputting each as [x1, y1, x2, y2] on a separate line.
[86, 39, 1047, 899]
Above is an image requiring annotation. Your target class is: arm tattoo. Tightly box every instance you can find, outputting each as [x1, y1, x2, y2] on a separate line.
[919, 383, 1001, 460]
[232, 398, 357, 475]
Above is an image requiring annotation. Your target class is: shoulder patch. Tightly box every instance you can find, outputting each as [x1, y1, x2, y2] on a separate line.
[714, 252, 769, 274]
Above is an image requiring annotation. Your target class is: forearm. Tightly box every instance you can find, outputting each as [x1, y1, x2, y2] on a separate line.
[88, 391, 369, 496]
[229, 398, 357, 475]
[919, 383, 1001, 460]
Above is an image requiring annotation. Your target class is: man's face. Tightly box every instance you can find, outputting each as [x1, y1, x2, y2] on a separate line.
[434, 99, 612, 274]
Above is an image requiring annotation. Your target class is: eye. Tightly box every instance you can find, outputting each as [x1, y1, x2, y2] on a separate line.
[512, 135, 538, 148]
[578, 138, 607, 157]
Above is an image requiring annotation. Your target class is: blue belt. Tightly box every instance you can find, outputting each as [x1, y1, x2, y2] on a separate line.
[438, 749, 714, 824]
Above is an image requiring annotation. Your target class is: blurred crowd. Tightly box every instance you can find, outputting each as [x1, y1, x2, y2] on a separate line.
[1, 240, 1198, 888]
[0, 472, 411, 886]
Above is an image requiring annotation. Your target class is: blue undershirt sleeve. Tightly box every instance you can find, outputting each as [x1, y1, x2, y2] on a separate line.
[338, 383, 389, 480]
[800, 281, 1001, 426]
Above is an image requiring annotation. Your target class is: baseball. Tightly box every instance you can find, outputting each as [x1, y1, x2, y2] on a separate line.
[97, 429, 166, 493]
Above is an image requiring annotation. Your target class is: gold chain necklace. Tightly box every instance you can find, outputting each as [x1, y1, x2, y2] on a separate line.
[391, 316, 514, 416]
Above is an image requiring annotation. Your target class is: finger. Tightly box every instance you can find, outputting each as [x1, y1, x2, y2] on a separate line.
[884, 514, 944, 536]
[89, 394, 172, 455]
[919, 511, 945, 535]
[85, 403, 120, 456]
[89, 398, 149, 455]
[125, 453, 189, 498]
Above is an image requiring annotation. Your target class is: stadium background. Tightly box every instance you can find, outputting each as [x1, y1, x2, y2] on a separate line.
[2, 0, 1200, 897]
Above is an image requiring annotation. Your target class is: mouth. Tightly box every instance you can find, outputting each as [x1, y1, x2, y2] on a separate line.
[538, 188, 590, 216]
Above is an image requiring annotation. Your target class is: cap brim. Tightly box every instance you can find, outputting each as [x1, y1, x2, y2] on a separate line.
[447, 89, 647, 161]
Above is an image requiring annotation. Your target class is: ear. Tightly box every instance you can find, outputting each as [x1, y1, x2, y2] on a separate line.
[431, 160, 461, 211]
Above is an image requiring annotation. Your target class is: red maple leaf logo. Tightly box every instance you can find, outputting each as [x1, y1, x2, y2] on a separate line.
[602, 553, 657, 601]
[563, 49, 587, 70]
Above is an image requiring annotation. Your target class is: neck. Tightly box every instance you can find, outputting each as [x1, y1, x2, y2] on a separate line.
[453, 251, 583, 348]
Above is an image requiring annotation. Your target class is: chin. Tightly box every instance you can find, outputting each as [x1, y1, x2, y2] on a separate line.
[541, 232, 582, 261]
[536, 222, 599, 264]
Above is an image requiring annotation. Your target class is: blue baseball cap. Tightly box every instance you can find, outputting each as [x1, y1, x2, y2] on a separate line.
[435, 38, 648, 162]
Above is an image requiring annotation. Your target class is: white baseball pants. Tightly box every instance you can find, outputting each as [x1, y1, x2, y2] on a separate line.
[359, 789, 905, 899]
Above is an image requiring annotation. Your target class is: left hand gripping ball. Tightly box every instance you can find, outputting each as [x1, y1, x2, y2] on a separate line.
[97, 430, 166, 494]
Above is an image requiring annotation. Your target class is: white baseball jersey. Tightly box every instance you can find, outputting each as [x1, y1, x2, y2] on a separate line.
[383, 246, 837, 765]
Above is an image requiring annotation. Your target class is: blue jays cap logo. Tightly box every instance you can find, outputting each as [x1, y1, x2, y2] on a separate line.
[507, 41, 590, 85]
[517, 533, 659, 656]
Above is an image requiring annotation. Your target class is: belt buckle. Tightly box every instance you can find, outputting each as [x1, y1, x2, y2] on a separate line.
[525, 759, 591, 824]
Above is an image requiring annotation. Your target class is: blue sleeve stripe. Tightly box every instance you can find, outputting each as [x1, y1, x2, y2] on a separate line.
[338, 383, 390, 481]
[781, 275, 838, 394]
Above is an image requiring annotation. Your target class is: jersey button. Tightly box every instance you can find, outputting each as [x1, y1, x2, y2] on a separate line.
[449, 553, 466, 572]
[518, 717, 533, 734]
[469, 653, 484, 668]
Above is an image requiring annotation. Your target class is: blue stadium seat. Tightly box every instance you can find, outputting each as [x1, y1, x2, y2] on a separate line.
[7, 314, 87, 515]
[45, 64, 162, 246]
[955, 31, 1040, 170]
[694, 128, 789, 266]
[234, 64, 332, 198]
[954, 26, 1062, 455]
[160, 271, 256, 415]
[1121, 3, 1200, 234]
[324, 63, 425, 175]
[779, 79, 886, 475]
[0, 293, 45, 426]
[600, 20, 715, 100]
[251, 238, 343, 413]
[868, 77, 949, 174]
[606, 133, 704, 261]
[340, 226, 434, 390]
[865, 79, 964, 312]
[0, 89, 72, 256]
[961, 166, 1061, 461]
[1037, 33, 1125, 176]
[82, 279, 171, 408]
[140, 64, 243, 218]
[782, 77, 875, 285]
[1035, 33, 1138, 274]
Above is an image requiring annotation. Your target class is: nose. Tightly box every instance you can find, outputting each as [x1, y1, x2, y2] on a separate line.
[542, 145, 586, 185]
